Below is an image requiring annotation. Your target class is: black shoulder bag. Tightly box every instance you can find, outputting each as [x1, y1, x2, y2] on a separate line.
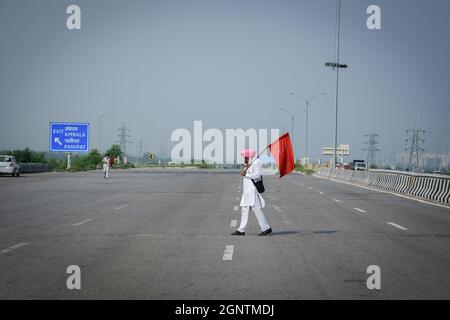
[251, 176, 265, 194]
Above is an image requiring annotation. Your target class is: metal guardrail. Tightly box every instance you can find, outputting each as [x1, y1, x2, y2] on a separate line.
[18, 163, 50, 173]
[317, 168, 450, 205]
[368, 169, 450, 179]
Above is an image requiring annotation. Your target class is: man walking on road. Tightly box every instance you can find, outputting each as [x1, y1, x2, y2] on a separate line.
[232, 149, 272, 236]
[102, 154, 110, 180]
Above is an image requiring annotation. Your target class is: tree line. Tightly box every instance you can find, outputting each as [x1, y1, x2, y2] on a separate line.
[0, 144, 125, 172]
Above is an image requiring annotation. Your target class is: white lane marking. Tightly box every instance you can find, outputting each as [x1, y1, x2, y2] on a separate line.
[233, 206, 239, 211]
[333, 199, 341, 203]
[115, 204, 128, 210]
[307, 187, 313, 190]
[223, 245, 234, 261]
[353, 207, 367, 213]
[319, 191, 324, 195]
[284, 221, 291, 224]
[72, 218, 93, 227]
[300, 184, 304, 186]
[1, 242, 29, 255]
[230, 220, 237, 228]
[313, 174, 450, 210]
[235, 197, 240, 201]
[272, 205, 283, 213]
[387, 222, 409, 231]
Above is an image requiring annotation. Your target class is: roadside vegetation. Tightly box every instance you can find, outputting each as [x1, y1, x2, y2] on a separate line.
[138, 160, 216, 169]
[0, 147, 47, 164]
[295, 164, 316, 175]
[1, 146, 218, 172]
[0, 144, 135, 172]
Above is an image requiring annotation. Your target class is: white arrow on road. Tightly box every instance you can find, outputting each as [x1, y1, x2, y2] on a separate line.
[54, 137, 63, 146]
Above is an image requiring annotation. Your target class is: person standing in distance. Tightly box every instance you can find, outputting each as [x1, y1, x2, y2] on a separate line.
[102, 154, 110, 180]
[232, 149, 272, 236]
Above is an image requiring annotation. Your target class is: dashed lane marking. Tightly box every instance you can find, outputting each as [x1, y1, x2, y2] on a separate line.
[72, 218, 93, 227]
[1, 242, 29, 255]
[272, 205, 283, 213]
[353, 207, 367, 213]
[230, 220, 237, 228]
[387, 222, 409, 231]
[115, 204, 128, 210]
[223, 245, 234, 261]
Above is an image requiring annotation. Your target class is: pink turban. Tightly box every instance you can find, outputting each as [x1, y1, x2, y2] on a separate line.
[240, 148, 256, 158]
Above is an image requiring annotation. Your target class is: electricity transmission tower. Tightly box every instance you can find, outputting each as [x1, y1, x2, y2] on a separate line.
[362, 132, 380, 169]
[405, 122, 425, 172]
[135, 138, 144, 164]
[117, 123, 132, 157]
[434, 135, 441, 172]
[138, 138, 143, 164]
[390, 142, 396, 170]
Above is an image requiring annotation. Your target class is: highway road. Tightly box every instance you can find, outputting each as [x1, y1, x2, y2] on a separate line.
[1, 168, 450, 299]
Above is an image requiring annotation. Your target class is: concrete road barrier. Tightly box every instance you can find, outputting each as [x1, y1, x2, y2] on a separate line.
[317, 168, 450, 205]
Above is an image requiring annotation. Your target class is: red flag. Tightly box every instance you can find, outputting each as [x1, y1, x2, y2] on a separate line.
[268, 133, 295, 178]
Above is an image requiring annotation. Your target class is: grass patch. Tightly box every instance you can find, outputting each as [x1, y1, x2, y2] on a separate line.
[295, 165, 316, 175]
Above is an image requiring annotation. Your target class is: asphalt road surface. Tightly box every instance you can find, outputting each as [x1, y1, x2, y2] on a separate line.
[1, 168, 450, 299]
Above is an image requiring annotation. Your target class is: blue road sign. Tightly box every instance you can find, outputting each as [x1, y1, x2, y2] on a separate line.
[49, 122, 89, 152]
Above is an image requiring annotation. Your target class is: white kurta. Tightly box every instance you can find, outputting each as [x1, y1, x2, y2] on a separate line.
[102, 157, 110, 171]
[240, 157, 265, 208]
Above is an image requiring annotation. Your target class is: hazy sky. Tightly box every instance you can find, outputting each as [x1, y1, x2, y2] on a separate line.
[0, 0, 449, 163]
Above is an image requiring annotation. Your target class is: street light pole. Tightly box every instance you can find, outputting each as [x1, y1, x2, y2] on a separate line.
[98, 112, 111, 154]
[325, 0, 347, 167]
[290, 92, 325, 164]
[290, 115, 294, 145]
[306, 100, 309, 164]
[280, 108, 304, 159]
[334, 0, 341, 167]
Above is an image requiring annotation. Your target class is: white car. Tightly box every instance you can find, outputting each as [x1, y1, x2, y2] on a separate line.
[0, 155, 20, 177]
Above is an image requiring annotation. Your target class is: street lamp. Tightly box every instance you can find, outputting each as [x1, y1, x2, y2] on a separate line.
[280, 108, 305, 158]
[325, 62, 347, 69]
[98, 112, 111, 154]
[325, 0, 348, 167]
[290, 92, 326, 164]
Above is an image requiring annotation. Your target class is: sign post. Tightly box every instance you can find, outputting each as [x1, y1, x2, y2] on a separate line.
[49, 122, 90, 153]
[323, 144, 350, 156]
[323, 144, 350, 165]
